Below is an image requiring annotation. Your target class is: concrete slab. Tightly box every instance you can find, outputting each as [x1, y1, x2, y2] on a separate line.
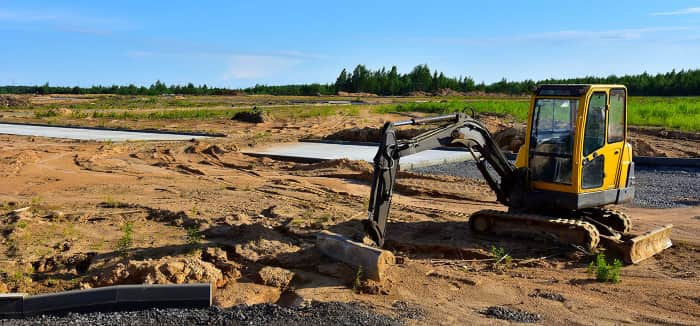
[244, 141, 475, 170]
[0, 123, 210, 141]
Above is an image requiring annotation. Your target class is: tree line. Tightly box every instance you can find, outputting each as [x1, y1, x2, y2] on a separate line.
[2, 65, 700, 96]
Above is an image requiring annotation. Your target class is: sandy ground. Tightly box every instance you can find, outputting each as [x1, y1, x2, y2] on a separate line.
[0, 113, 698, 325]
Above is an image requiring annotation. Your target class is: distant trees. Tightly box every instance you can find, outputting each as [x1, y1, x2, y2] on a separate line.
[2, 65, 700, 96]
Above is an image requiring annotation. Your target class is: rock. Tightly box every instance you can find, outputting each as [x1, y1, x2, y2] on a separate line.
[48, 211, 65, 220]
[0, 280, 9, 293]
[96, 257, 226, 288]
[257, 266, 295, 289]
[201, 247, 241, 278]
[234, 238, 300, 263]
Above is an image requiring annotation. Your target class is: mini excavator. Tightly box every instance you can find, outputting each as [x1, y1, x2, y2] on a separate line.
[364, 85, 672, 263]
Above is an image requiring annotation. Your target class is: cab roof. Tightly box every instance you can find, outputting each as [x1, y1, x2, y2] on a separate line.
[534, 84, 626, 97]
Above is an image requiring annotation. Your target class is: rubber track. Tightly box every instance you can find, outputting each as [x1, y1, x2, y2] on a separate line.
[583, 207, 632, 234]
[469, 209, 601, 251]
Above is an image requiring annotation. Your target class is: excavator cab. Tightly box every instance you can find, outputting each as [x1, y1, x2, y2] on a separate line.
[363, 84, 672, 264]
[513, 85, 635, 210]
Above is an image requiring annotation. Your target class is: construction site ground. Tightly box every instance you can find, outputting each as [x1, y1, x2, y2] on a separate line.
[0, 97, 699, 325]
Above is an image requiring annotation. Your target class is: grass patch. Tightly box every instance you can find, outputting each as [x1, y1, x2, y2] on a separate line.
[352, 265, 364, 293]
[629, 97, 700, 131]
[116, 221, 134, 256]
[374, 100, 530, 121]
[374, 97, 700, 131]
[587, 252, 622, 283]
[185, 226, 203, 247]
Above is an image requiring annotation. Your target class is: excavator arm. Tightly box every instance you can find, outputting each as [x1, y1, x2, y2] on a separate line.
[363, 113, 528, 246]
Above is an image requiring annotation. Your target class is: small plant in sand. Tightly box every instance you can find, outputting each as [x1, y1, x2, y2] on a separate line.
[103, 196, 118, 208]
[186, 226, 203, 247]
[31, 196, 42, 206]
[116, 221, 134, 256]
[352, 265, 364, 293]
[490, 245, 512, 269]
[587, 252, 622, 283]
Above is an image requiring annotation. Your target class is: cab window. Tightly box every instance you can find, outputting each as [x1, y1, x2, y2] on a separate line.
[608, 89, 625, 143]
[529, 98, 579, 184]
[583, 92, 606, 156]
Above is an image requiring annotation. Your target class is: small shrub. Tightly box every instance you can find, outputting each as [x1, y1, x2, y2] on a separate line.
[352, 265, 364, 293]
[16, 220, 28, 229]
[103, 196, 118, 208]
[186, 226, 203, 247]
[588, 253, 622, 283]
[490, 245, 512, 268]
[116, 221, 134, 256]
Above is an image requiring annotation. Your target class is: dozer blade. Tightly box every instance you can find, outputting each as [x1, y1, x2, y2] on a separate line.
[601, 224, 673, 264]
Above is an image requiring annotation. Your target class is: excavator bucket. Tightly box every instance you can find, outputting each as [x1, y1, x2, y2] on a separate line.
[601, 224, 673, 264]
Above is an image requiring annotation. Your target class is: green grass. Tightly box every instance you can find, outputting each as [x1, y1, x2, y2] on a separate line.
[21, 94, 700, 131]
[587, 253, 622, 283]
[374, 97, 700, 131]
[116, 221, 134, 256]
[629, 97, 700, 131]
[374, 100, 530, 121]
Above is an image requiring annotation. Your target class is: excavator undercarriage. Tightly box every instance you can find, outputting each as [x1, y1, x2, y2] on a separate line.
[364, 111, 672, 264]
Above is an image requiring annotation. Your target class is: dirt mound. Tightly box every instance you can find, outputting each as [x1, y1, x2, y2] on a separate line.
[630, 138, 668, 157]
[336, 91, 378, 97]
[408, 91, 431, 97]
[435, 88, 465, 96]
[184, 141, 231, 157]
[96, 257, 226, 287]
[232, 107, 270, 123]
[0, 95, 29, 107]
[293, 159, 373, 173]
[493, 126, 525, 152]
[0, 151, 41, 176]
[323, 127, 425, 143]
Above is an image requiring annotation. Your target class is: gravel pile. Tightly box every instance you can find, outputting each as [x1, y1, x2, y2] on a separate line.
[482, 306, 541, 323]
[412, 161, 700, 209]
[633, 166, 700, 208]
[529, 289, 566, 302]
[1, 302, 401, 326]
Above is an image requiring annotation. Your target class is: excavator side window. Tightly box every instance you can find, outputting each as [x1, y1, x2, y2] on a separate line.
[581, 92, 607, 189]
[608, 89, 625, 143]
[583, 92, 606, 156]
[529, 98, 579, 184]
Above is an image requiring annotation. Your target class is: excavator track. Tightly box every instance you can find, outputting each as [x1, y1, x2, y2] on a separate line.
[580, 208, 632, 234]
[469, 209, 601, 251]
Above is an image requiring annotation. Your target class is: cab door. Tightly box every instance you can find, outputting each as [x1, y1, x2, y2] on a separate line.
[580, 88, 627, 191]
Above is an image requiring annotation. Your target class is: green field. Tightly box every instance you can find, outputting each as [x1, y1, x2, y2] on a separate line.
[375, 97, 700, 131]
[8, 95, 700, 132]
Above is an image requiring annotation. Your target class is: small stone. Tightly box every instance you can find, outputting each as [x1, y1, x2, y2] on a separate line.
[257, 266, 295, 289]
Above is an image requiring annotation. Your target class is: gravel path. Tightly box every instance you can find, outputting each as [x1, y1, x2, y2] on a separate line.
[1, 302, 401, 326]
[412, 161, 700, 209]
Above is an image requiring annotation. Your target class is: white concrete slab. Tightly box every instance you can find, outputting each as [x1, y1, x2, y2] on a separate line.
[245, 142, 475, 169]
[0, 123, 210, 141]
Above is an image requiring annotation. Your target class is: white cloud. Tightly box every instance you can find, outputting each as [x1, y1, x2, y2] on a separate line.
[425, 26, 694, 46]
[651, 7, 700, 16]
[223, 55, 303, 79]
[519, 27, 691, 42]
[0, 8, 126, 34]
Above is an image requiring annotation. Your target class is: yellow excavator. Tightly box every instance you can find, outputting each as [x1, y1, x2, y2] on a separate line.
[364, 84, 672, 263]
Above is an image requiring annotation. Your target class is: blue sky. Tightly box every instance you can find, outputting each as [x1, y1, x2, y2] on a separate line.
[2, 1, 700, 88]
